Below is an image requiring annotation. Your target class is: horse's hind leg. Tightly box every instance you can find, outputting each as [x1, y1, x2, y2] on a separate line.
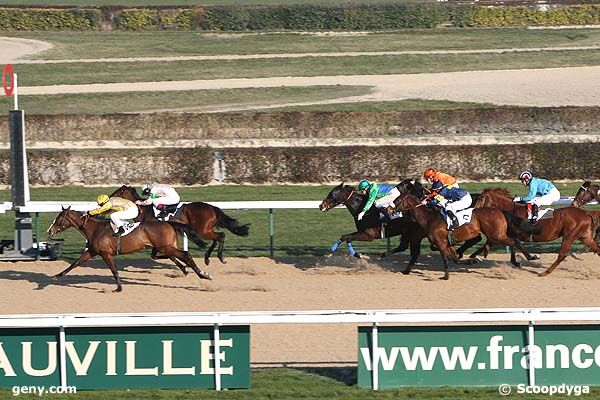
[456, 235, 481, 259]
[54, 250, 95, 279]
[171, 249, 212, 280]
[215, 232, 226, 264]
[151, 248, 188, 276]
[204, 240, 218, 266]
[200, 231, 222, 266]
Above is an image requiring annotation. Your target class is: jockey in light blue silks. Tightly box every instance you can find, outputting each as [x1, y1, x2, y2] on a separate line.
[356, 180, 400, 221]
[513, 170, 560, 223]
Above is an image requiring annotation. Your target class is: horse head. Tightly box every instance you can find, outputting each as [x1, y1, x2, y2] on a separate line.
[572, 181, 597, 207]
[110, 185, 142, 201]
[48, 206, 79, 236]
[394, 191, 419, 213]
[319, 183, 356, 212]
[396, 178, 426, 199]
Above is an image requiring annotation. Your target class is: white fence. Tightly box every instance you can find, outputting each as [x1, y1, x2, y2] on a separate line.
[0, 196, 594, 214]
[2, 307, 600, 390]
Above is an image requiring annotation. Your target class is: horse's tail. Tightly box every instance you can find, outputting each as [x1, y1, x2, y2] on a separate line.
[589, 212, 600, 240]
[168, 221, 207, 249]
[215, 207, 250, 237]
[502, 210, 541, 237]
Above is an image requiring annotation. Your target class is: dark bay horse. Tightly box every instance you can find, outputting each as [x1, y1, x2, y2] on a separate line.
[48, 207, 212, 292]
[319, 182, 426, 274]
[394, 192, 531, 280]
[110, 186, 250, 266]
[474, 188, 600, 276]
[572, 181, 600, 207]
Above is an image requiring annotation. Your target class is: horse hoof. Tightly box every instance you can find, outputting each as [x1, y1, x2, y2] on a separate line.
[204, 258, 210, 266]
[440, 275, 449, 280]
[513, 263, 521, 268]
[401, 270, 411, 275]
[538, 272, 548, 277]
[202, 273, 213, 280]
[113, 286, 123, 293]
[219, 259, 227, 265]
[52, 274, 61, 280]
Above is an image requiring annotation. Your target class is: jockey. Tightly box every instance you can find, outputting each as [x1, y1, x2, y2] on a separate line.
[513, 171, 560, 223]
[422, 168, 470, 229]
[356, 179, 399, 221]
[136, 183, 181, 219]
[88, 194, 138, 236]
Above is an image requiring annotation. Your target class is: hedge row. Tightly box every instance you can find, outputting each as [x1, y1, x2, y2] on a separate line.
[1, 143, 597, 186]
[1, 4, 600, 31]
[2, 107, 599, 143]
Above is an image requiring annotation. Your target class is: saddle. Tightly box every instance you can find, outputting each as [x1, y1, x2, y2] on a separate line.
[154, 203, 183, 221]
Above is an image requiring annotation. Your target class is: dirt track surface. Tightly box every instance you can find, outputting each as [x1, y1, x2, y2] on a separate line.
[3, 253, 599, 366]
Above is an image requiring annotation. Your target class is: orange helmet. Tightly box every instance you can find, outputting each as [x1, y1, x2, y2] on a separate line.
[423, 168, 436, 179]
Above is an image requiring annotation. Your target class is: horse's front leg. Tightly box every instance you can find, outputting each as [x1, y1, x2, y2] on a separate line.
[341, 231, 376, 258]
[99, 252, 123, 292]
[54, 249, 95, 279]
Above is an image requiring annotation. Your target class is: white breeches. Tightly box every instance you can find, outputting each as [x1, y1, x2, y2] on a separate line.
[374, 188, 400, 209]
[110, 207, 139, 230]
[529, 187, 560, 206]
[150, 192, 180, 207]
[445, 193, 472, 213]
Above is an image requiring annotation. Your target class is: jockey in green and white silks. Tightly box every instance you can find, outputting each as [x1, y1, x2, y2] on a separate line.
[356, 180, 400, 221]
[137, 183, 181, 218]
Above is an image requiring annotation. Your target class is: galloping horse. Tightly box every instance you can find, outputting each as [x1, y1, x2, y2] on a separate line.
[48, 207, 212, 292]
[474, 188, 600, 276]
[394, 192, 531, 280]
[319, 182, 426, 273]
[572, 181, 600, 207]
[110, 186, 250, 266]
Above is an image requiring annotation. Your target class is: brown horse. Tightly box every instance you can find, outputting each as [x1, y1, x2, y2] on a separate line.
[394, 192, 531, 280]
[48, 207, 212, 292]
[110, 186, 250, 266]
[572, 181, 600, 207]
[319, 183, 426, 274]
[474, 188, 600, 276]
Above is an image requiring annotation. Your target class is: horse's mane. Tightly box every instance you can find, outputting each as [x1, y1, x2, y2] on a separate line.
[482, 187, 512, 198]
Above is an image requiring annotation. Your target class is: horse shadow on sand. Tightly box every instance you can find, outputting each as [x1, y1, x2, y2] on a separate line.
[274, 246, 547, 281]
[0, 258, 212, 293]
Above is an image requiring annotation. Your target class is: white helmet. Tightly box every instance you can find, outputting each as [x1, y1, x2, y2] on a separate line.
[519, 171, 532, 184]
[141, 183, 152, 196]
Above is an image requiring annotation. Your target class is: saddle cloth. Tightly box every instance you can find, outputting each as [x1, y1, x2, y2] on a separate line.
[152, 203, 183, 221]
[445, 208, 473, 229]
[536, 208, 553, 221]
[121, 222, 140, 236]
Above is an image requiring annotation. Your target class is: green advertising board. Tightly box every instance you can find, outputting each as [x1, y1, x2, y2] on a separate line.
[0, 325, 250, 390]
[358, 324, 600, 388]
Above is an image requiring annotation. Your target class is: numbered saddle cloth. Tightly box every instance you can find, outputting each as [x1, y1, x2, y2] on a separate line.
[121, 222, 140, 236]
[445, 208, 473, 229]
[536, 208, 554, 221]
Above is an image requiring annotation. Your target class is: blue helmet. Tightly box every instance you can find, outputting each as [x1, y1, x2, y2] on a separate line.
[358, 180, 370, 191]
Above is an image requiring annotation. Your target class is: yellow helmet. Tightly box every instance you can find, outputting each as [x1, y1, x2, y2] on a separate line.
[97, 194, 109, 205]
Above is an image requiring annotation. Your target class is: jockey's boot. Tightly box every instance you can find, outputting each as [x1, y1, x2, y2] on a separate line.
[113, 226, 125, 237]
[446, 210, 459, 229]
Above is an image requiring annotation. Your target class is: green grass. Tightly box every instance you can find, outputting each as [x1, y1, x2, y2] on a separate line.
[7, 29, 600, 60]
[0, 368, 581, 399]
[0, 182, 592, 261]
[12, 49, 600, 87]
[0, 86, 373, 115]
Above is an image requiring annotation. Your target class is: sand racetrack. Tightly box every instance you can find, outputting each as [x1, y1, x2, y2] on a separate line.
[2, 251, 600, 366]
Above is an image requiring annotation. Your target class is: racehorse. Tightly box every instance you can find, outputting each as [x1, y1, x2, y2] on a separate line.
[47, 207, 212, 292]
[473, 188, 600, 276]
[319, 182, 426, 274]
[394, 192, 531, 280]
[572, 181, 600, 207]
[110, 186, 250, 266]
